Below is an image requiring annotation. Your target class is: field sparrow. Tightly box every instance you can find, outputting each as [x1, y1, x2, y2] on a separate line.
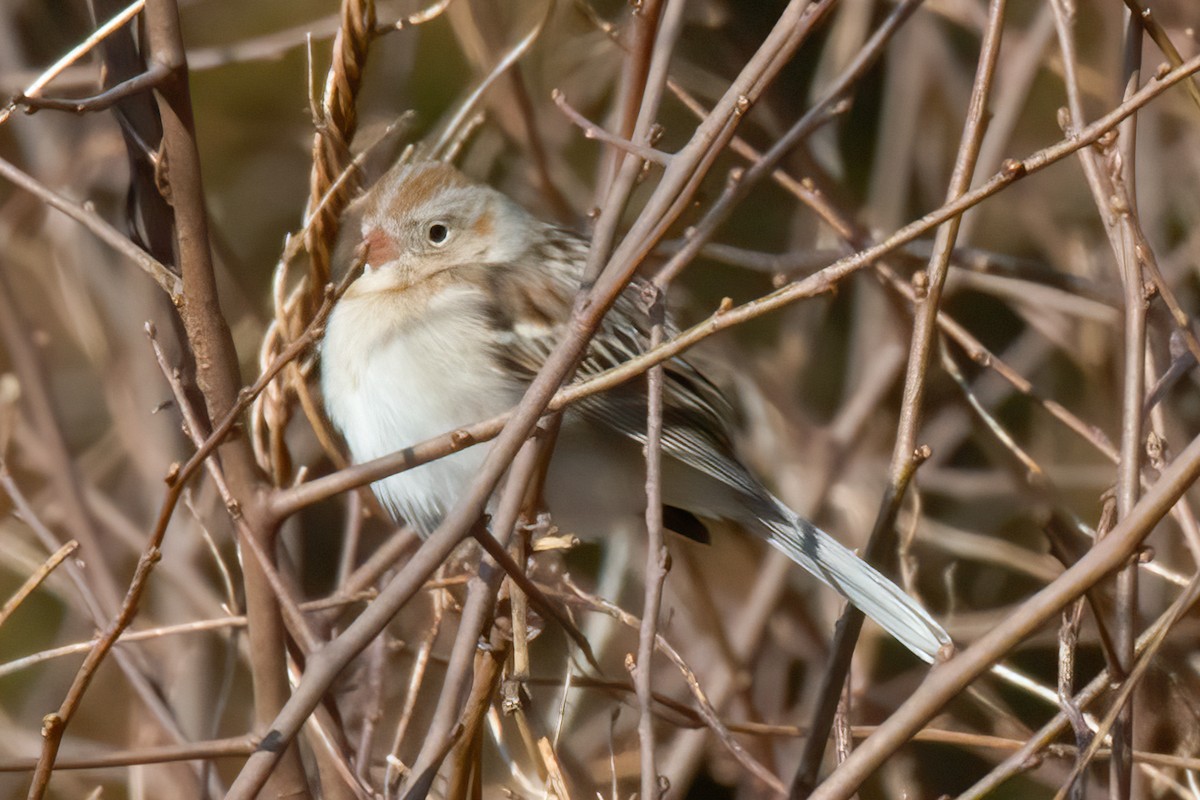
[321, 160, 950, 661]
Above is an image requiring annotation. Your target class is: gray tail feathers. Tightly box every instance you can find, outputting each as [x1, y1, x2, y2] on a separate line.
[762, 498, 951, 662]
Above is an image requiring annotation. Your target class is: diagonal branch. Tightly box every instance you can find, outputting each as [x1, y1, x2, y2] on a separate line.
[807, 429, 1200, 800]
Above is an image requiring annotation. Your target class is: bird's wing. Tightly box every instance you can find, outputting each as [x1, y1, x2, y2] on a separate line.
[481, 231, 765, 504]
[480, 232, 953, 662]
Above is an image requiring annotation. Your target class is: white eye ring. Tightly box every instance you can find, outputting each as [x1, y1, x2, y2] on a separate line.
[427, 222, 450, 246]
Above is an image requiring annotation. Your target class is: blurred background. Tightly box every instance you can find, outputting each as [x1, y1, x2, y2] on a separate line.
[1, 0, 1199, 797]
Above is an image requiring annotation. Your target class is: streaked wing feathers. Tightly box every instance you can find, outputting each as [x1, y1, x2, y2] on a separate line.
[484, 228, 763, 503]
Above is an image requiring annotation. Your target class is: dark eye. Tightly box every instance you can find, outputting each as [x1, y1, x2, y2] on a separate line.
[427, 223, 449, 245]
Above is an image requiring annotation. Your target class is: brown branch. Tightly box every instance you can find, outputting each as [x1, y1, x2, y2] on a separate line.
[0, 539, 77, 628]
[590, 0, 663, 204]
[636, 286, 668, 800]
[0, 156, 181, 299]
[0, 591, 392, 682]
[14, 62, 169, 114]
[227, 4, 827, 794]
[135, 0, 310, 795]
[1050, 6, 1155, 793]
[0, 0, 145, 126]
[25, 538, 163, 798]
[806, 429, 1200, 800]
[441, 639, 506, 799]
[1109, 14, 1145, 797]
[383, 589, 447, 794]
[794, 2, 1007, 792]
[552, 88, 672, 166]
[0, 735, 257, 773]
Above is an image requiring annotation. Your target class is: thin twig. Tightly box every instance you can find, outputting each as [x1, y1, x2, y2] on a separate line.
[25, 537, 164, 798]
[1109, 13, 1145, 798]
[0, 156, 180, 299]
[384, 586, 446, 798]
[14, 62, 170, 114]
[270, 48, 1200, 523]
[0, 0, 145, 126]
[807, 430, 1200, 800]
[793, 3, 1007, 792]
[636, 286, 668, 800]
[0, 539, 78, 628]
[228, 5, 826, 793]
[552, 88, 672, 166]
[563, 581, 787, 796]
[0, 736, 257, 772]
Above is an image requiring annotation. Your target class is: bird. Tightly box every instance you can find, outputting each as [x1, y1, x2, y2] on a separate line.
[320, 159, 951, 661]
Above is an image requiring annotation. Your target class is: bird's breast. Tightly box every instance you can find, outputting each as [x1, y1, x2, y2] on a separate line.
[321, 285, 522, 532]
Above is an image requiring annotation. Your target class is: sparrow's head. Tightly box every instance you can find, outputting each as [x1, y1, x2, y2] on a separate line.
[345, 161, 534, 298]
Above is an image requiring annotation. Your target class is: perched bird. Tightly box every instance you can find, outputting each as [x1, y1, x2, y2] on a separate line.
[321, 160, 950, 661]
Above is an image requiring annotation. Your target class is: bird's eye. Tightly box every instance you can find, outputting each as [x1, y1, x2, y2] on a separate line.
[427, 223, 450, 246]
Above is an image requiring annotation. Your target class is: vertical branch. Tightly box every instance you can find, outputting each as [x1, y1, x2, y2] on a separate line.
[400, 435, 542, 794]
[636, 287, 668, 800]
[1057, 600, 1090, 790]
[596, 0, 663, 201]
[583, 0, 685, 285]
[791, 1, 1007, 793]
[806, 432, 1200, 800]
[886, 6, 1005, 471]
[1110, 11, 1144, 799]
[140, 0, 311, 796]
[1051, 4, 1148, 794]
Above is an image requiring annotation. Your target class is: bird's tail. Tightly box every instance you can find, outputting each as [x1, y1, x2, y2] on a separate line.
[761, 498, 951, 662]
